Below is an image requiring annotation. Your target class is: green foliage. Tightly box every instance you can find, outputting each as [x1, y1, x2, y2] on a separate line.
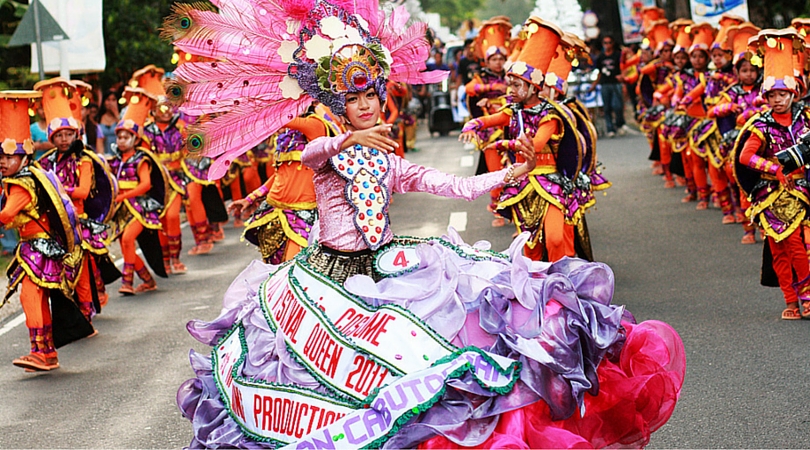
[475, 0, 532, 25]
[420, 0, 484, 30]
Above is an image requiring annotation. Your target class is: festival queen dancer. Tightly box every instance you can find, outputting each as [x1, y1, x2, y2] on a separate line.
[166, 1, 685, 447]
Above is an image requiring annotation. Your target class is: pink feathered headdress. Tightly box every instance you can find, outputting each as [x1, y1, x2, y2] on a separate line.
[162, 0, 446, 180]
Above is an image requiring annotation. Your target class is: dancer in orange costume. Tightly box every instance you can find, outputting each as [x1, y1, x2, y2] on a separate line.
[133, 65, 190, 275]
[466, 18, 511, 226]
[707, 23, 763, 243]
[658, 19, 695, 193]
[734, 29, 810, 320]
[230, 107, 338, 262]
[35, 78, 116, 322]
[384, 80, 408, 158]
[638, 20, 675, 181]
[0, 90, 92, 371]
[461, 18, 580, 262]
[109, 88, 168, 295]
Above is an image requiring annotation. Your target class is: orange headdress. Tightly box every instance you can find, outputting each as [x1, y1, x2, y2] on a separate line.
[688, 22, 716, 54]
[116, 87, 157, 137]
[647, 19, 673, 53]
[506, 17, 562, 89]
[712, 14, 745, 51]
[749, 29, 805, 95]
[0, 91, 42, 155]
[670, 19, 694, 54]
[476, 19, 512, 60]
[33, 78, 81, 142]
[129, 65, 166, 103]
[640, 7, 666, 34]
[726, 23, 760, 65]
[546, 33, 589, 95]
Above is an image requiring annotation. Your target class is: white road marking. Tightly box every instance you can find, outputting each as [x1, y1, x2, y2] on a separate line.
[0, 313, 25, 338]
[460, 155, 475, 167]
[448, 211, 468, 232]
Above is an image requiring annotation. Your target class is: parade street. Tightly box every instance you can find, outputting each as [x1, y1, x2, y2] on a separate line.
[0, 129, 808, 448]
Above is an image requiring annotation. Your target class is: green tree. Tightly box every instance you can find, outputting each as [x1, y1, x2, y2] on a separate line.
[421, 0, 484, 30]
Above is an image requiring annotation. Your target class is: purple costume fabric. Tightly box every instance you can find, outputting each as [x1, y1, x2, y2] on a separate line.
[145, 120, 189, 197]
[176, 232, 638, 448]
[114, 151, 163, 229]
[745, 107, 810, 236]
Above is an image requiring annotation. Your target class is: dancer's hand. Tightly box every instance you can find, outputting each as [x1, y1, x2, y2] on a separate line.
[459, 131, 479, 144]
[513, 133, 536, 178]
[777, 171, 795, 191]
[228, 199, 249, 219]
[344, 125, 398, 153]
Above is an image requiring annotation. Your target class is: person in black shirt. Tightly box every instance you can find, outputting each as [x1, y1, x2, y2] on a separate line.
[590, 35, 626, 137]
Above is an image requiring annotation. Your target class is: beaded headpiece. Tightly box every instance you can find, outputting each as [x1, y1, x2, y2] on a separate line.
[163, 0, 446, 180]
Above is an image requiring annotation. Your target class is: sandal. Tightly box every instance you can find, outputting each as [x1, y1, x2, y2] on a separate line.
[188, 242, 214, 255]
[781, 307, 801, 320]
[118, 284, 136, 296]
[13, 353, 59, 371]
[171, 261, 187, 274]
[135, 281, 157, 293]
[801, 301, 810, 319]
[491, 217, 506, 227]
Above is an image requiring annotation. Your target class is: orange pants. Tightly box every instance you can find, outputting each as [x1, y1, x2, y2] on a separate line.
[21, 277, 50, 330]
[524, 205, 575, 262]
[769, 230, 810, 305]
[160, 194, 183, 260]
[689, 151, 709, 198]
[120, 220, 146, 271]
[659, 132, 672, 166]
[75, 254, 95, 322]
[186, 182, 208, 226]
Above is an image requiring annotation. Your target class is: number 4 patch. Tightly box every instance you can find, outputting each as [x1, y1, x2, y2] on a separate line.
[375, 245, 420, 276]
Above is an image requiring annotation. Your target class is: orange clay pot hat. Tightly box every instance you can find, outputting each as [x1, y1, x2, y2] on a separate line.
[546, 33, 589, 95]
[116, 87, 157, 137]
[476, 19, 512, 61]
[647, 19, 674, 53]
[712, 13, 745, 51]
[670, 19, 694, 54]
[727, 23, 760, 64]
[33, 78, 81, 142]
[68, 80, 93, 125]
[506, 17, 563, 89]
[0, 90, 42, 155]
[129, 65, 166, 104]
[688, 22, 716, 54]
[640, 6, 666, 34]
[749, 28, 805, 95]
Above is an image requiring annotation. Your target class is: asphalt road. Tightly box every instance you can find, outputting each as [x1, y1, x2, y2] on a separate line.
[0, 127, 808, 448]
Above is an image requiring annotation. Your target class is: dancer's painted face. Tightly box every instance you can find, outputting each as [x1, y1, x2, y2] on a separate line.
[52, 129, 78, 153]
[507, 75, 533, 104]
[0, 154, 26, 178]
[344, 88, 382, 130]
[766, 89, 793, 114]
[116, 129, 138, 152]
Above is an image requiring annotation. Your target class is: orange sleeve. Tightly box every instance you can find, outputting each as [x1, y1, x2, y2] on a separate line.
[621, 52, 641, 71]
[286, 117, 328, 141]
[473, 110, 512, 129]
[532, 120, 558, 152]
[738, 133, 762, 167]
[71, 159, 93, 201]
[0, 185, 32, 225]
[640, 62, 659, 77]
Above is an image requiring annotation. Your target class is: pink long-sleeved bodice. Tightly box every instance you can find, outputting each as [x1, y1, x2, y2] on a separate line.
[302, 132, 509, 252]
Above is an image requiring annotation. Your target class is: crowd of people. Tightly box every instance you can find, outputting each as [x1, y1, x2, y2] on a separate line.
[625, 8, 810, 321]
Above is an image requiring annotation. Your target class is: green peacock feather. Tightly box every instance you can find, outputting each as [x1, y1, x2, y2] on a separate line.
[159, 2, 217, 42]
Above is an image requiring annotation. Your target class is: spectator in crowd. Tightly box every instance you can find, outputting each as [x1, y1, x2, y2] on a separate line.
[29, 106, 52, 158]
[590, 35, 628, 137]
[84, 102, 104, 152]
[96, 89, 120, 156]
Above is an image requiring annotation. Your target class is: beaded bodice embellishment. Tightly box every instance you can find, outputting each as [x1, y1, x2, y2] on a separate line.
[330, 144, 390, 251]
